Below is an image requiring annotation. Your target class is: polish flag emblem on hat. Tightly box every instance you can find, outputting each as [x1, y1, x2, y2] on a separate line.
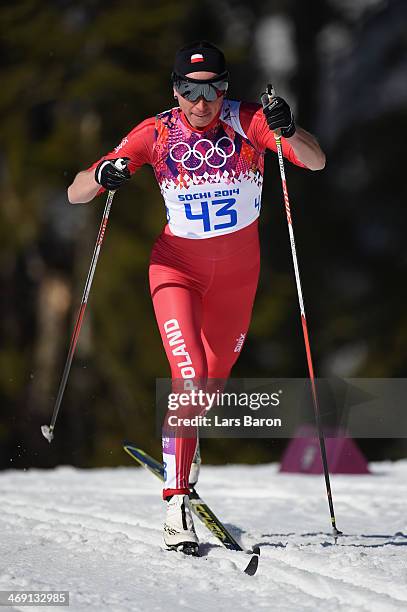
[191, 53, 204, 63]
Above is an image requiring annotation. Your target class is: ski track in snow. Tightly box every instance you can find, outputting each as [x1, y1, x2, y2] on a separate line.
[0, 461, 407, 612]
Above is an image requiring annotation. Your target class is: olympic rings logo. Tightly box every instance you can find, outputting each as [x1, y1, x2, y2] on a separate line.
[169, 137, 235, 170]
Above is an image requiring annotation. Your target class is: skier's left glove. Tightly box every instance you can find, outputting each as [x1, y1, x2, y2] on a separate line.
[262, 96, 296, 138]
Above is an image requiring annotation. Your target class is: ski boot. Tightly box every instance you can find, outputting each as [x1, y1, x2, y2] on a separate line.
[164, 494, 199, 556]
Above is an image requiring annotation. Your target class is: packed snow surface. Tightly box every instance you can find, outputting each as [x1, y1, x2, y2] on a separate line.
[1, 460, 407, 611]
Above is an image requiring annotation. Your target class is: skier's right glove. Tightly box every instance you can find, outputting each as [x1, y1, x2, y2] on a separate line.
[95, 157, 131, 191]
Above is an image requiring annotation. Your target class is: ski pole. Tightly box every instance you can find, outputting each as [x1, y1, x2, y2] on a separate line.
[41, 187, 116, 443]
[261, 85, 342, 537]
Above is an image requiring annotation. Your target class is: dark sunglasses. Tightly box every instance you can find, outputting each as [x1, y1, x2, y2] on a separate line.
[172, 71, 229, 102]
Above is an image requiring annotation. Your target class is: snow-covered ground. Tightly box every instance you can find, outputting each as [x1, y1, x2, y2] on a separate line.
[1, 460, 407, 612]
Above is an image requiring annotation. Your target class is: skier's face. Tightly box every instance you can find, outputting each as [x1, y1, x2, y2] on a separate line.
[174, 71, 225, 129]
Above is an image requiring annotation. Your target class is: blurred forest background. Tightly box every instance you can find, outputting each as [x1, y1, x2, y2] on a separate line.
[1, 0, 406, 470]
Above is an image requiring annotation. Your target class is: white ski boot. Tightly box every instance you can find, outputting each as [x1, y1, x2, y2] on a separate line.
[189, 444, 201, 487]
[164, 494, 199, 555]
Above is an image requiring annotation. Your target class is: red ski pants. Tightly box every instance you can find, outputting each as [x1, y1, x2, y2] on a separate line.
[149, 220, 260, 498]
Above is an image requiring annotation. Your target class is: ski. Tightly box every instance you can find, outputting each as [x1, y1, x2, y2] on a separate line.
[123, 444, 260, 576]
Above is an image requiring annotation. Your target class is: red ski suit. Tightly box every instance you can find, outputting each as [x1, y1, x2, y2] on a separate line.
[90, 99, 306, 497]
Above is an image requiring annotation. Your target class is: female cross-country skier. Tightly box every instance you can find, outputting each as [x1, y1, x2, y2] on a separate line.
[68, 40, 326, 555]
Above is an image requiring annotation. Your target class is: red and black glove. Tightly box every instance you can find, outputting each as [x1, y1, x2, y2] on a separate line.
[95, 157, 131, 191]
[262, 96, 296, 138]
